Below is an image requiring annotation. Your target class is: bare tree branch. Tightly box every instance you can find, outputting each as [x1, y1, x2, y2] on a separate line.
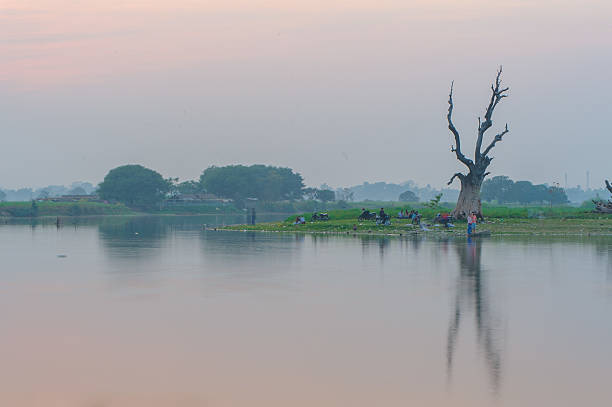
[448, 172, 466, 185]
[482, 124, 509, 157]
[448, 82, 474, 169]
[606, 180, 612, 194]
[475, 66, 509, 159]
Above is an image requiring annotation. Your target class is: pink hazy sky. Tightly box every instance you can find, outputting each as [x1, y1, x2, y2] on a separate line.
[1, 0, 611, 188]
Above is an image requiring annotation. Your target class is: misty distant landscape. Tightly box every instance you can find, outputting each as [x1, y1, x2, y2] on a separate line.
[1, 173, 606, 205]
[2, 1, 611, 406]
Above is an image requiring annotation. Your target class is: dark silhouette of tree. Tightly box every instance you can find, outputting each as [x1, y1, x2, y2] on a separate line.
[316, 189, 335, 202]
[446, 239, 504, 393]
[594, 180, 612, 213]
[447, 67, 510, 219]
[98, 164, 169, 207]
[482, 176, 569, 204]
[398, 190, 418, 202]
[200, 165, 304, 202]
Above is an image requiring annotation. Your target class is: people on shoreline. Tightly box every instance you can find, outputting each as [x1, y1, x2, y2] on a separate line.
[467, 212, 477, 235]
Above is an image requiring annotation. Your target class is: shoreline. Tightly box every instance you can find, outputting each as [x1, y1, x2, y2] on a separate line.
[219, 217, 612, 237]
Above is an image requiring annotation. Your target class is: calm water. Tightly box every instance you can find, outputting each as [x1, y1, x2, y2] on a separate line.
[1, 216, 611, 406]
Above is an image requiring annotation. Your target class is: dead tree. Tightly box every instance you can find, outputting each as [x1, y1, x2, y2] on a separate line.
[593, 179, 612, 214]
[447, 67, 510, 219]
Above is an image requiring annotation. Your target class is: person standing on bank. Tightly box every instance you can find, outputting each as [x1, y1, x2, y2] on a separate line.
[467, 212, 477, 235]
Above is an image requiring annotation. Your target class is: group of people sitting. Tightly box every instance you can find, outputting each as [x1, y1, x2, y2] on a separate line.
[398, 209, 421, 224]
[293, 216, 306, 225]
[434, 212, 454, 227]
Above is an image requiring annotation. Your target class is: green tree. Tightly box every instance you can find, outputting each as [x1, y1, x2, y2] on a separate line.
[547, 186, 569, 205]
[481, 176, 513, 203]
[178, 180, 204, 194]
[316, 189, 335, 202]
[200, 165, 304, 202]
[398, 190, 418, 202]
[424, 193, 443, 209]
[98, 165, 169, 207]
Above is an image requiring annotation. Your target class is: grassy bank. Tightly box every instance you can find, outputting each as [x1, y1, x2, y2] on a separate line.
[0, 201, 134, 217]
[222, 206, 612, 236]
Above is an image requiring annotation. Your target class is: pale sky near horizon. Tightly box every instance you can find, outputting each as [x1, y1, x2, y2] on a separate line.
[1, 0, 611, 189]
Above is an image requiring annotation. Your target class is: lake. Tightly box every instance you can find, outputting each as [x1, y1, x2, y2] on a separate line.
[1, 215, 611, 406]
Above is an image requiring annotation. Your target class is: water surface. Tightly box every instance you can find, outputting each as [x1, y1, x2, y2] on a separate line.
[1, 216, 611, 406]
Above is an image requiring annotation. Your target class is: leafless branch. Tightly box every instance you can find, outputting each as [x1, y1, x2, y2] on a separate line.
[482, 124, 509, 157]
[606, 180, 612, 194]
[448, 82, 474, 169]
[448, 172, 466, 185]
[475, 66, 509, 159]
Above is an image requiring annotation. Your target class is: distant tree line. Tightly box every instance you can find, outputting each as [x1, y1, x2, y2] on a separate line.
[96, 164, 309, 208]
[0, 182, 95, 201]
[345, 181, 458, 202]
[481, 176, 568, 205]
[399, 190, 419, 202]
[6, 166, 603, 209]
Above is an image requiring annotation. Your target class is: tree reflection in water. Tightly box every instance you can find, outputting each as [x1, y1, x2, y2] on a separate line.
[447, 238, 504, 393]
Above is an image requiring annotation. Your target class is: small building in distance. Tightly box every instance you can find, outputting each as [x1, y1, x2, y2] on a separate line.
[38, 195, 103, 203]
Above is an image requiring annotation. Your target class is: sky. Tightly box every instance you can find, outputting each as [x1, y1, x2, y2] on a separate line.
[1, 0, 611, 189]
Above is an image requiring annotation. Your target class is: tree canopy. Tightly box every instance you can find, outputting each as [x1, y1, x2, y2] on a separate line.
[200, 165, 304, 202]
[398, 190, 419, 202]
[481, 176, 568, 205]
[98, 164, 169, 207]
[316, 189, 335, 202]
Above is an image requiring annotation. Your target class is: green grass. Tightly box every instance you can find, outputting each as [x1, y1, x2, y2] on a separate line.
[480, 204, 602, 219]
[222, 205, 612, 237]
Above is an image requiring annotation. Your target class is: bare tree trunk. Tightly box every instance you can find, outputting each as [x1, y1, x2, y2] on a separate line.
[446, 67, 510, 220]
[453, 174, 484, 219]
[606, 180, 612, 195]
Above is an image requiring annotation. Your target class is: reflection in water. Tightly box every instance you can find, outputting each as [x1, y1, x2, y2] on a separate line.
[358, 235, 391, 262]
[1, 218, 612, 406]
[447, 238, 504, 393]
[593, 238, 612, 278]
[98, 216, 169, 257]
[200, 230, 306, 258]
[97, 215, 290, 258]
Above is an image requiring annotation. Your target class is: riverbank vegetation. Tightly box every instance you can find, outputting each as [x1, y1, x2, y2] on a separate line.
[222, 206, 612, 237]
